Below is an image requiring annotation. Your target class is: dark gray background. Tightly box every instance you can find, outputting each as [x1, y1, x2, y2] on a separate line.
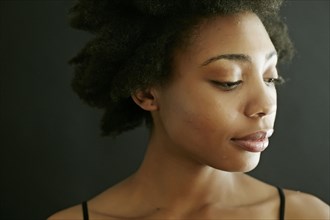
[0, 1, 329, 219]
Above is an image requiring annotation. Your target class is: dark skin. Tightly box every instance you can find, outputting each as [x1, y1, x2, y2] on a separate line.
[49, 12, 329, 219]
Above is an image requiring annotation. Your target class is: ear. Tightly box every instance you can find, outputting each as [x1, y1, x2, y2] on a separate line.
[131, 88, 159, 111]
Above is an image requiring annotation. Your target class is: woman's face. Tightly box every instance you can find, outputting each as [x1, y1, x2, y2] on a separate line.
[152, 12, 278, 172]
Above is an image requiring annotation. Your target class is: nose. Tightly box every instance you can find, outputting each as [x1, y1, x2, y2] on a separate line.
[244, 80, 277, 119]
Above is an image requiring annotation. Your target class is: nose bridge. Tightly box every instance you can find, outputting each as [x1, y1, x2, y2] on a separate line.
[244, 77, 277, 118]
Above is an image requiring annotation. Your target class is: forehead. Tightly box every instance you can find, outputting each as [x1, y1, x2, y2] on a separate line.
[173, 12, 275, 68]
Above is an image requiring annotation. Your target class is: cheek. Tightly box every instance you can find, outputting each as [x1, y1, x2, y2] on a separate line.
[160, 90, 238, 146]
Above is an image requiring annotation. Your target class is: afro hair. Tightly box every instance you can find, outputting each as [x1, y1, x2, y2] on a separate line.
[69, 0, 294, 137]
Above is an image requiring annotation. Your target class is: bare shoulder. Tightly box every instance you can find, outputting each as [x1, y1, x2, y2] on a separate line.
[284, 189, 330, 219]
[47, 204, 83, 220]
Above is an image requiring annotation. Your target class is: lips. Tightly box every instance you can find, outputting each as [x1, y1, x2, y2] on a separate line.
[231, 130, 274, 153]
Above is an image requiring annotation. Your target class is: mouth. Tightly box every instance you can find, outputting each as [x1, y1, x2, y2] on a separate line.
[231, 130, 274, 153]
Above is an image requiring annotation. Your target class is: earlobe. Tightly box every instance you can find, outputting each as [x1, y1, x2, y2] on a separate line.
[131, 89, 159, 111]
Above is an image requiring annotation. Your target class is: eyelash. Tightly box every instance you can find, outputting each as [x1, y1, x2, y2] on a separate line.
[265, 76, 285, 86]
[211, 80, 243, 90]
[211, 76, 285, 91]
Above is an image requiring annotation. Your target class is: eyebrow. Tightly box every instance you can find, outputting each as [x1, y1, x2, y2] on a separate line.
[200, 51, 278, 67]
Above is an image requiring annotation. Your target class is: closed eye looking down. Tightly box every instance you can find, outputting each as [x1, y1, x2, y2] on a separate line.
[210, 75, 285, 91]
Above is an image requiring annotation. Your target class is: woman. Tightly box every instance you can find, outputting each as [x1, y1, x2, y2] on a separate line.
[49, 0, 329, 219]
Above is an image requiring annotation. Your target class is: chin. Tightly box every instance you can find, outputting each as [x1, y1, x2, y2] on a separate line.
[212, 153, 261, 173]
[239, 161, 260, 173]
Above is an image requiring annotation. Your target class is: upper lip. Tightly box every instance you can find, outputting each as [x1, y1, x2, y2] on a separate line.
[231, 130, 274, 141]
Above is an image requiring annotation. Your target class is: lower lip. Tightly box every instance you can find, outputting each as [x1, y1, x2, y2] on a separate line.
[231, 138, 269, 153]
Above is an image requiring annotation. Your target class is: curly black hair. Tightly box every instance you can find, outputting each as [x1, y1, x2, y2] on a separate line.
[69, 0, 294, 137]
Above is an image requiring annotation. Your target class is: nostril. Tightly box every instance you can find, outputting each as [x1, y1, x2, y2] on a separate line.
[248, 111, 266, 118]
[244, 98, 277, 119]
[257, 112, 266, 118]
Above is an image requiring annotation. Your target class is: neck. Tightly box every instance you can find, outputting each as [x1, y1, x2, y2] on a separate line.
[130, 131, 244, 211]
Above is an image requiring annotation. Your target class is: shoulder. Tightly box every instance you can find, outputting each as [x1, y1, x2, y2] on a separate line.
[47, 178, 134, 220]
[284, 189, 329, 219]
[47, 204, 83, 220]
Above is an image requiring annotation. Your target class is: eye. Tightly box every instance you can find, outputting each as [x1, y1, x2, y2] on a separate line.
[210, 80, 243, 91]
[264, 76, 285, 86]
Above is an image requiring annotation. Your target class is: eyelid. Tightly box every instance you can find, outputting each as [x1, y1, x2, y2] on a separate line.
[210, 80, 243, 91]
[264, 75, 286, 86]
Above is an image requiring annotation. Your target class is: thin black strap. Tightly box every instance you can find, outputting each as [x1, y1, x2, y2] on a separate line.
[82, 201, 89, 220]
[277, 187, 285, 220]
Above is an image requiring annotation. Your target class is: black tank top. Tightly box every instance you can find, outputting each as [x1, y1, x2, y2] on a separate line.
[82, 186, 286, 220]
